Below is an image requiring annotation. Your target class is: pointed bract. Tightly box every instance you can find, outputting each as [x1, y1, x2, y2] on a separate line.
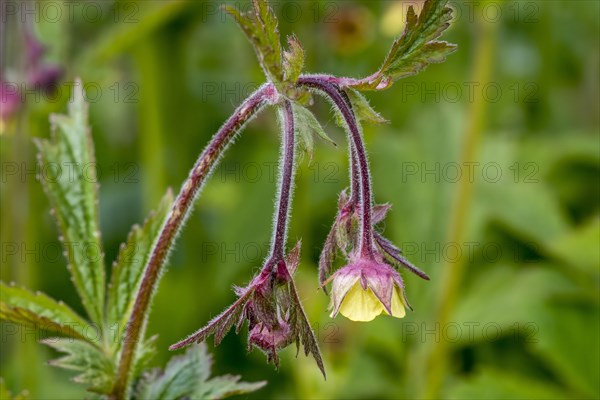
[375, 232, 430, 280]
[283, 35, 305, 84]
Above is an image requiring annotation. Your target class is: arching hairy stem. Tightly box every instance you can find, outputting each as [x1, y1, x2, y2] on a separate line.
[267, 100, 297, 266]
[110, 83, 276, 400]
[297, 75, 375, 259]
[348, 137, 360, 205]
[338, 88, 361, 205]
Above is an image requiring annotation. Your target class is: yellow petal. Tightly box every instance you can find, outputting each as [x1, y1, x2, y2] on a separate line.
[339, 282, 385, 322]
[389, 286, 406, 318]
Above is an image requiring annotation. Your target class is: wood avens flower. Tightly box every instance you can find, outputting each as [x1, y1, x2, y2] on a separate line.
[329, 258, 409, 322]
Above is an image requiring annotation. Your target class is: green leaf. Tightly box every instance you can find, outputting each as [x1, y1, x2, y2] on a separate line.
[335, 88, 387, 125]
[532, 303, 600, 398]
[196, 375, 267, 400]
[0, 282, 90, 341]
[452, 266, 577, 343]
[479, 182, 570, 246]
[35, 79, 105, 325]
[42, 338, 115, 394]
[135, 343, 265, 400]
[547, 216, 600, 276]
[296, 122, 314, 163]
[293, 104, 337, 162]
[283, 35, 304, 84]
[446, 368, 573, 399]
[223, 0, 283, 82]
[107, 190, 174, 338]
[132, 335, 158, 381]
[293, 107, 315, 163]
[351, 0, 456, 90]
[451, 265, 598, 398]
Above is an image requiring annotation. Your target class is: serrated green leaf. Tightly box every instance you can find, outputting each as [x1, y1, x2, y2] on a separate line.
[292, 105, 315, 163]
[197, 375, 267, 400]
[35, 79, 105, 325]
[107, 190, 173, 338]
[254, 0, 282, 78]
[223, 0, 283, 82]
[135, 343, 211, 399]
[296, 122, 315, 163]
[283, 35, 304, 84]
[293, 104, 337, 157]
[0, 282, 90, 341]
[135, 343, 265, 400]
[334, 88, 387, 126]
[132, 335, 158, 381]
[351, 0, 456, 90]
[42, 338, 115, 394]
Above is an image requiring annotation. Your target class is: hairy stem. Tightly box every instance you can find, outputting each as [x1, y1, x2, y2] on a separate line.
[110, 83, 275, 400]
[339, 89, 360, 205]
[297, 76, 374, 259]
[348, 145, 360, 205]
[268, 100, 296, 263]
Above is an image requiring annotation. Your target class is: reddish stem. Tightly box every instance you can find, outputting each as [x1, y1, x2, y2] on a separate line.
[268, 100, 296, 264]
[338, 88, 360, 205]
[297, 76, 375, 259]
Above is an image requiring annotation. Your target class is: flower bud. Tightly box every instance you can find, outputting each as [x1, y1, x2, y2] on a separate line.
[248, 317, 294, 366]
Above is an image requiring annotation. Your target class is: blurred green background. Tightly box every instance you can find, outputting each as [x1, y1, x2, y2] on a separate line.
[1, 0, 598, 399]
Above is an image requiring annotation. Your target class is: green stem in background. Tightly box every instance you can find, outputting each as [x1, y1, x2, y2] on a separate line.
[422, 10, 497, 399]
[110, 84, 275, 399]
[6, 108, 41, 397]
[3, 23, 40, 395]
[133, 40, 167, 212]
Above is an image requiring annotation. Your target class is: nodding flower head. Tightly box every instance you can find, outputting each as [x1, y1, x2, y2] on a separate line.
[328, 257, 409, 322]
[170, 241, 325, 377]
